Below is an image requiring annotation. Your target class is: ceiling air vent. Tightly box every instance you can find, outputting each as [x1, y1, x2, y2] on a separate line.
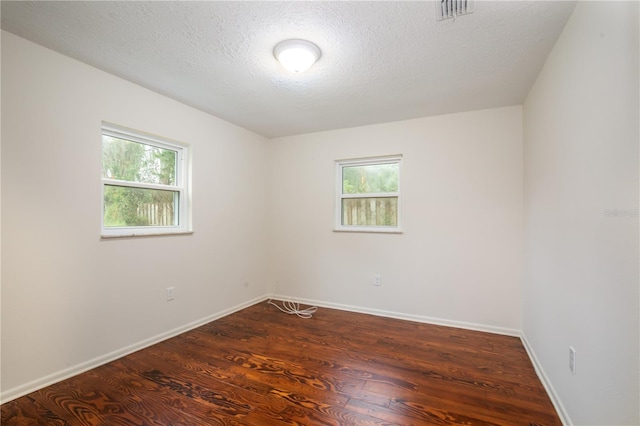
[436, 0, 474, 21]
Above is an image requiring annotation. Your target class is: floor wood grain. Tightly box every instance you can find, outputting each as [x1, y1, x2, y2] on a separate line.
[2, 302, 561, 425]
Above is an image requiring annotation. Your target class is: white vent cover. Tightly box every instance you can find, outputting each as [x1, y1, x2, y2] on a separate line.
[436, 0, 474, 21]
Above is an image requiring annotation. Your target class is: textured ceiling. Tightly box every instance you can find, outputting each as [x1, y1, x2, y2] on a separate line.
[1, 1, 576, 138]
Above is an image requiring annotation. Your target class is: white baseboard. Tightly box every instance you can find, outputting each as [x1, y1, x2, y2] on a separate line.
[0, 294, 270, 404]
[520, 333, 572, 426]
[271, 294, 521, 337]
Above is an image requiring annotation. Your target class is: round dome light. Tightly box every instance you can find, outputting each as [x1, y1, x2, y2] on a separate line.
[273, 39, 321, 73]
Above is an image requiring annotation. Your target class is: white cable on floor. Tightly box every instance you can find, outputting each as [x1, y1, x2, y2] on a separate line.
[267, 297, 318, 319]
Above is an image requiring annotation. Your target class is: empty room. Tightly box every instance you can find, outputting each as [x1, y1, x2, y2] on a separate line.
[1, 1, 638, 425]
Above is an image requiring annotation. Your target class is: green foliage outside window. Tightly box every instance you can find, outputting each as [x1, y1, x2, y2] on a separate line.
[342, 163, 398, 194]
[102, 136, 178, 227]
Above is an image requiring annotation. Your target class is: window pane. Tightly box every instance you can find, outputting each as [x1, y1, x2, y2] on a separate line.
[102, 136, 177, 185]
[342, 197, 398, 226]
[342, 163, 398, 194]
[104, 185, 178, 227]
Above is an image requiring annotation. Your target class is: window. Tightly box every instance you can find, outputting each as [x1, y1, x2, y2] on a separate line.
[101, 123, 191, 237]
[335, 155, 402, 233]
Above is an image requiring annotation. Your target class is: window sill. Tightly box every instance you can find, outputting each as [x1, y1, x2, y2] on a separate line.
[101, 231, 194, 240]
[333, 228, 403, 234]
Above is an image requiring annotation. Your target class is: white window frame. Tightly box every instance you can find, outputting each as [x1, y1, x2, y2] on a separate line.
[101, 123, 192, 238]
[334, 154, 402, 233]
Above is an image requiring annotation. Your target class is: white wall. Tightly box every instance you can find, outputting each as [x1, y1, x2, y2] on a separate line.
[523, 2, 639, 425]
[1, 31, 269, 399]
[267, 106, 523, 333]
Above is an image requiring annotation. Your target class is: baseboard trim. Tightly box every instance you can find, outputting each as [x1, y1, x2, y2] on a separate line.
[271, 294, 521, 337]
[0, 294, 270, 404]
[520, 333, 572, 426]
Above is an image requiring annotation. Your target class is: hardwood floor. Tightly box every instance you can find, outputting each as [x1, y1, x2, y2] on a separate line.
[2, 302, 561, 425]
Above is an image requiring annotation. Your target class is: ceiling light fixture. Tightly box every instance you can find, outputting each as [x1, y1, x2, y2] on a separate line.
[273, 39, 321, 73]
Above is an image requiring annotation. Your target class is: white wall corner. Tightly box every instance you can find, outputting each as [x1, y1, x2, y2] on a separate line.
[520, 333, 572, 426]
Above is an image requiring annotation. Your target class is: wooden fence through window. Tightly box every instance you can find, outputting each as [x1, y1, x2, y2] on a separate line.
[342, 197, 398, 226]
[137, 203, 175, 226]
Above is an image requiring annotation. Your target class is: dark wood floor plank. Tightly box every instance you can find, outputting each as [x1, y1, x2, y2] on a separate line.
[95, 357, 290, 426]
[215, 306, 548, 420]
[2, 301, 561, 425]
[214, 306, 535, 395]
[27, 386, 107, 426]
[138, 343, 389, 426]
[0, 396, 70, 426]
[146, 336, 353, 407]
[126, 342, 356, 425]
[85, 363, 215, 426]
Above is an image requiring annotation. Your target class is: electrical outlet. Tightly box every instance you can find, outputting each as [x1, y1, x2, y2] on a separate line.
[569, 346, 576, 374]
[374, 274, 382, 286]
[166, 287, 175, 301]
